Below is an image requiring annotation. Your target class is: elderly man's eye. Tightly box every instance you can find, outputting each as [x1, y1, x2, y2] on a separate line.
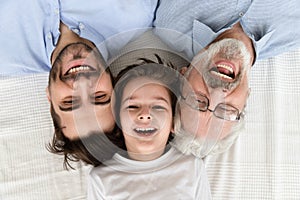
[196, 99, 207, 108]
[218, 103, 238, 113]
[197, 99, 206, 104]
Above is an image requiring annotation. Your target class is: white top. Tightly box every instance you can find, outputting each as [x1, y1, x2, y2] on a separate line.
[87, 147, 211, 200]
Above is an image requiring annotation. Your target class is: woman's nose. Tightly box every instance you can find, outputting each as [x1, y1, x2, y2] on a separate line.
[73, 76, 93, 89]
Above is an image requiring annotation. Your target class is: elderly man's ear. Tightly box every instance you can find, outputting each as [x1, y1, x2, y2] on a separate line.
[180, 67, 188, 75]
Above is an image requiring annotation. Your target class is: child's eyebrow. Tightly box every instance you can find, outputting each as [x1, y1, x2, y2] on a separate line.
[122, 96, 134, 104]
[152, 96, 170, 104]
[122, 96, 170, 104]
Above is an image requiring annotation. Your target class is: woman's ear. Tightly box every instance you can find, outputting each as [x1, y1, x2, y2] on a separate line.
[46, 87, 51, 103]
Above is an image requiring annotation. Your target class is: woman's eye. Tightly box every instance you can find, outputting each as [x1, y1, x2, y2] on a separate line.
[60, 98, 81, 111]
[94, 94, 111, 105]
[64, 98, 79, 105]
[95, 95, 105, 100]
[63, 100, 73, 105]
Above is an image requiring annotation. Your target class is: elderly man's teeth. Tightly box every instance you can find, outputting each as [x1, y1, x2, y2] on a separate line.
[216, 64, 234, 74]
[211, 71, 233, 80]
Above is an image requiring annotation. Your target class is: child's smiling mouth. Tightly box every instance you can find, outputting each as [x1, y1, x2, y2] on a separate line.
[134, 127, 157, 136]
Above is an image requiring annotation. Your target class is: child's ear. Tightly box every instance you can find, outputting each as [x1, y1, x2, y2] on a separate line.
[171, 128, 175, 134]
[171, 117, 175, 134]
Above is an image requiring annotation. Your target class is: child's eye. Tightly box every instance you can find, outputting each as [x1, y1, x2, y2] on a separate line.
[152, 105, 166, 110]
[127, 105, 139, 109]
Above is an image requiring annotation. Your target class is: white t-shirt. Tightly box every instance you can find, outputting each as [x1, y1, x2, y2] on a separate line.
[87, 147, 211, 200]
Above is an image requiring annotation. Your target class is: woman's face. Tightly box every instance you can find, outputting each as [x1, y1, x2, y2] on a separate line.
[48, 42, 114, 140]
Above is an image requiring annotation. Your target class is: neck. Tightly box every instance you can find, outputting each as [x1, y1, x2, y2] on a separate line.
[127, 147, 167, 161]
[212, 22, 255, 65]
[51, 22, 95, 65]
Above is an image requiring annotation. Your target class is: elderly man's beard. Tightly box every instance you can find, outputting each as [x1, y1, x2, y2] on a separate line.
[193, 38, 251, 91]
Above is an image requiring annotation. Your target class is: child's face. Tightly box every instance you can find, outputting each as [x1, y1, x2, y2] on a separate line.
[120, 77, 173, 161]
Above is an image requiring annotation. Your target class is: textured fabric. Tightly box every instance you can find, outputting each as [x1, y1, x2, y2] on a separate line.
[0, 0, 157, 76]
[87, 147, 212, 200]
[154, 0, 300, 60]
[205, 48, 300, 199]
[1, 48, 300, 200]
[0, 73, 91, 200]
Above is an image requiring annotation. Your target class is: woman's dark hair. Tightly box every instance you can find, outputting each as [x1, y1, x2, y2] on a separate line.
[47, 67, 124, 169]
[47, 102, 125, 169]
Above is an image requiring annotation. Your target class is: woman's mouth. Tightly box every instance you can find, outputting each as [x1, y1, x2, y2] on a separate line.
[65, 65, 96, 76]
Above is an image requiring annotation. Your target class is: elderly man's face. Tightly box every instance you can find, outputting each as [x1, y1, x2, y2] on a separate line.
[180, 38, 251, 141]
[47, 43, 114, 140]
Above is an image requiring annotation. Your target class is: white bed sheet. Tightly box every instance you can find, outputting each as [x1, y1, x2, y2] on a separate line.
[0, 74, 91, 200]
[206, 48, 300, 200]
[1, 48, 300, 199]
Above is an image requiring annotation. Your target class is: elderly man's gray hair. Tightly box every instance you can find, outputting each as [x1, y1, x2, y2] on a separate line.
[171, 108, 246, 158]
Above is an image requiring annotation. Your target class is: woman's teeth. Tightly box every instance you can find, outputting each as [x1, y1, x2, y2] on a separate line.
[67, 65, 93, 74]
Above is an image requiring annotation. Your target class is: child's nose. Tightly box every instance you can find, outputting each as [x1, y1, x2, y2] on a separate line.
[137, 108, 152, 122]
